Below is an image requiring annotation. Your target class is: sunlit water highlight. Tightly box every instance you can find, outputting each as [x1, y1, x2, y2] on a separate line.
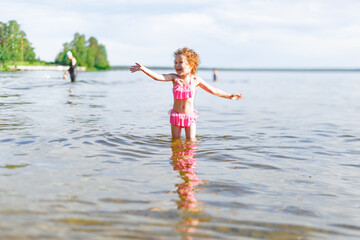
[1, 70, 360, 239]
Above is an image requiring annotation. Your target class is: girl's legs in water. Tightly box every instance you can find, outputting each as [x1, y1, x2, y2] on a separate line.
[171, 124, 196, 140]
[171, 124, 182, 139]
[185, 124, 196, 140]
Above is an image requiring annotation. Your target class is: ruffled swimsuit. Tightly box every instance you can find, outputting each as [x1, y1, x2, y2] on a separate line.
[169, 76, 199, 127]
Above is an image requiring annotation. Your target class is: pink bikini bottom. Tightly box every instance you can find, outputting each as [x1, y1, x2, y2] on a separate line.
[169, 109, 199, 127]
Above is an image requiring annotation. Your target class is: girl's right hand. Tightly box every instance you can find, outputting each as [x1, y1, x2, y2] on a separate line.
[130, 63, 142, 73]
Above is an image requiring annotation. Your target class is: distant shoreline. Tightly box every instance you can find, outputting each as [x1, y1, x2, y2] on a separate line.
[2, 65, 359, 72]
[5, 65, 86, 71]
[112, 65, 360, 72]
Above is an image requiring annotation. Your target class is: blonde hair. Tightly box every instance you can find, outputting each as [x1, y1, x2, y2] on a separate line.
[174, 47, 200, 74]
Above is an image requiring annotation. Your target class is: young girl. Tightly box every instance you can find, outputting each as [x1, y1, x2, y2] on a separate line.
[130, 47, 242, 140]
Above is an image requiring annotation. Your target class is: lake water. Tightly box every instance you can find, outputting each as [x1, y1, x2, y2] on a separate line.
[1, 69, 360, 239]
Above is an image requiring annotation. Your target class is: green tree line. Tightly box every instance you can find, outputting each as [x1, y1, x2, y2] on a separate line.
[0, 20, 110, 71]
[0, 20, 36, 66]
[55, 33, 110, 70]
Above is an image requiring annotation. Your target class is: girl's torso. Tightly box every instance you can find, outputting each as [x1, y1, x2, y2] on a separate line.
[172, 75, 197, 114]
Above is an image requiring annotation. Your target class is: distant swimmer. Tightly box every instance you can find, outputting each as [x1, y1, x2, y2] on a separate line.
[63, 51, 77, 82]
[213, 68, 219, 82]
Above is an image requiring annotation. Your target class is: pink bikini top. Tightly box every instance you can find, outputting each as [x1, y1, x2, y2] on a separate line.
[173, 76, 195, 99]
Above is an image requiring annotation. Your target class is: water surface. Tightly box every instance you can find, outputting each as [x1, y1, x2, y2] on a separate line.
[1, 70, 360, 239]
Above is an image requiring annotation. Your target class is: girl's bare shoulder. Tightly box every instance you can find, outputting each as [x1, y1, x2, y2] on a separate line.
[193, 75, 205, 86]
[164, 73, 178, 81]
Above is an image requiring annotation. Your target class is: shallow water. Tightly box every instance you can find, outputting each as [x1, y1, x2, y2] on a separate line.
[1, 70, 360, 239]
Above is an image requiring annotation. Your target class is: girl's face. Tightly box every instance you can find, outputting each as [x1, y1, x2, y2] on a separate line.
[174, 54, 192, 76]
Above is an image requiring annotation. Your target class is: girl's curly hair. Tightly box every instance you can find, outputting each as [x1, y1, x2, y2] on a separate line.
[174, 47, 200, 74]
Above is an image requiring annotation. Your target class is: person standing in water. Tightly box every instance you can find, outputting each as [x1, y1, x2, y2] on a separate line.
[130, 47, 242, 140]
[213, 68, 219, 82]
[63, 51, 77, 82]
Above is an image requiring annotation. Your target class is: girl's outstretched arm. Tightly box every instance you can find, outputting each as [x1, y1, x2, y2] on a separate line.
[198, 77, 242, 100]
[130, 63, 174, 82]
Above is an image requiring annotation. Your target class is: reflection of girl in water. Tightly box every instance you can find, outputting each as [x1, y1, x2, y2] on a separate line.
[171, 140, 201, 239]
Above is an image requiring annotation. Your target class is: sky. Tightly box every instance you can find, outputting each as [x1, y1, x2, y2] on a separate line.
[1, 0, 360, 68]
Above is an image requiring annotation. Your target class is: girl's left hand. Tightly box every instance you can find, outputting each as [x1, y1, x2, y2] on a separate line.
[230, 93, 242, 100]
